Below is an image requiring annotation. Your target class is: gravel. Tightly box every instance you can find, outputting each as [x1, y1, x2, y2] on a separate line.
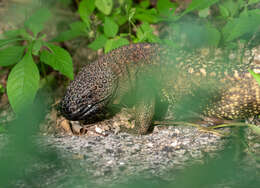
[38, 125, 227, 186]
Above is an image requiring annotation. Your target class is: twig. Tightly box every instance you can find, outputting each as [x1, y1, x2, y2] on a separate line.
[154, 120, 206, 128]
[153, 120, 225, 136]
[210, 122, 254, 129]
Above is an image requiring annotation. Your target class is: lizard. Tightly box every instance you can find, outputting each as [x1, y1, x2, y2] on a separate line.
[59, 43, 260, 134]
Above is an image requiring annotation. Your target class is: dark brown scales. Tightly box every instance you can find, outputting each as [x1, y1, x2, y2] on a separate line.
[60, 43, 260, 134]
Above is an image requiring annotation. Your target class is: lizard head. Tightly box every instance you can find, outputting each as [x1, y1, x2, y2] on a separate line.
[60, 62, 117, 121]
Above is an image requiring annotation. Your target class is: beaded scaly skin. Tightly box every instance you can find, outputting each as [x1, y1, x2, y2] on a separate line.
[60, 43, 260, 134]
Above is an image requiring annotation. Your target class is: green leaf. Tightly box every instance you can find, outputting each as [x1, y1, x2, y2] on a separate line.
[24, 7, 52, 36]
[2, 29, 25, 38]
[179, 0, 219, 19]
[136, 22, 160, 43]
[249, 70, 260, 86]
[85, 0, 96, 14]
[248, 0, 260, 5]
[0, 84, 5, 93]
[198, 7, 210, 18]
[7, 50, 40, 113]
[222, 10, 260, 42]
[0, 125, 6, 133]
[0, 38, 23, 48]
[0, 46, 25, 66]
[111, 8, 128, 26]
[104, 37, 129, 53]
[134, 8, 160, 23]
[157, 0, 177, 17]
[219, 5, 229, 18]
[95, 0, 113, 15]
[205, 25, 220, 47]
[128, 8, 136, 23]
[69, 21, 88, 32]
[220, 0, 240, 17]
[186, 0, 219, 11]
[39, 74, 55, 89]
[59, 0, 71, 6]
[32, 40, 42, 56]
[52, 21, 88, 42]
[112, 13, 128, 26]
[88, 34, 108, 50]
[78, 0, 95, 26]
[51, 30, 84, 42]
[40, 43, 74, 80]
[140, 0, 150, 8]
[104, 17, 119, 38]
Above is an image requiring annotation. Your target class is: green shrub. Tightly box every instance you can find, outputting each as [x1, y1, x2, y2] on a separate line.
[0, 7, 73, 113]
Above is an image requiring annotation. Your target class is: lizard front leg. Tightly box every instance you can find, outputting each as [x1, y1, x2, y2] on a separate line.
[119, 75, 157, 135]
[133, 72, 157, 134]
[134, 94, 156, 134]
[119, 91, 156, 135]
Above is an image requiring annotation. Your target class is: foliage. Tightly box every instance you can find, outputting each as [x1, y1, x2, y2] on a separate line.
[0, 125, 5, 133]
[0, 7, 73, 113]
[0, 84, 5, 94]
[53, 0, 260, 51]
[54, 0, 164, 52]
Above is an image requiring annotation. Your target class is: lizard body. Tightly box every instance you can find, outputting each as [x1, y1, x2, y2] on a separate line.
[60, 43, 260, 134]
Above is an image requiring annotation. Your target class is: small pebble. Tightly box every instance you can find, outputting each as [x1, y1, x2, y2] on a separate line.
[147, 142, 153, 148]
[171, 140, 178, 147]
[95, 127, 103, 134]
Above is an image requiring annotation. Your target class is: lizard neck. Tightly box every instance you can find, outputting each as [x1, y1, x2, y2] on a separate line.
[97, 43, 162, 105]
